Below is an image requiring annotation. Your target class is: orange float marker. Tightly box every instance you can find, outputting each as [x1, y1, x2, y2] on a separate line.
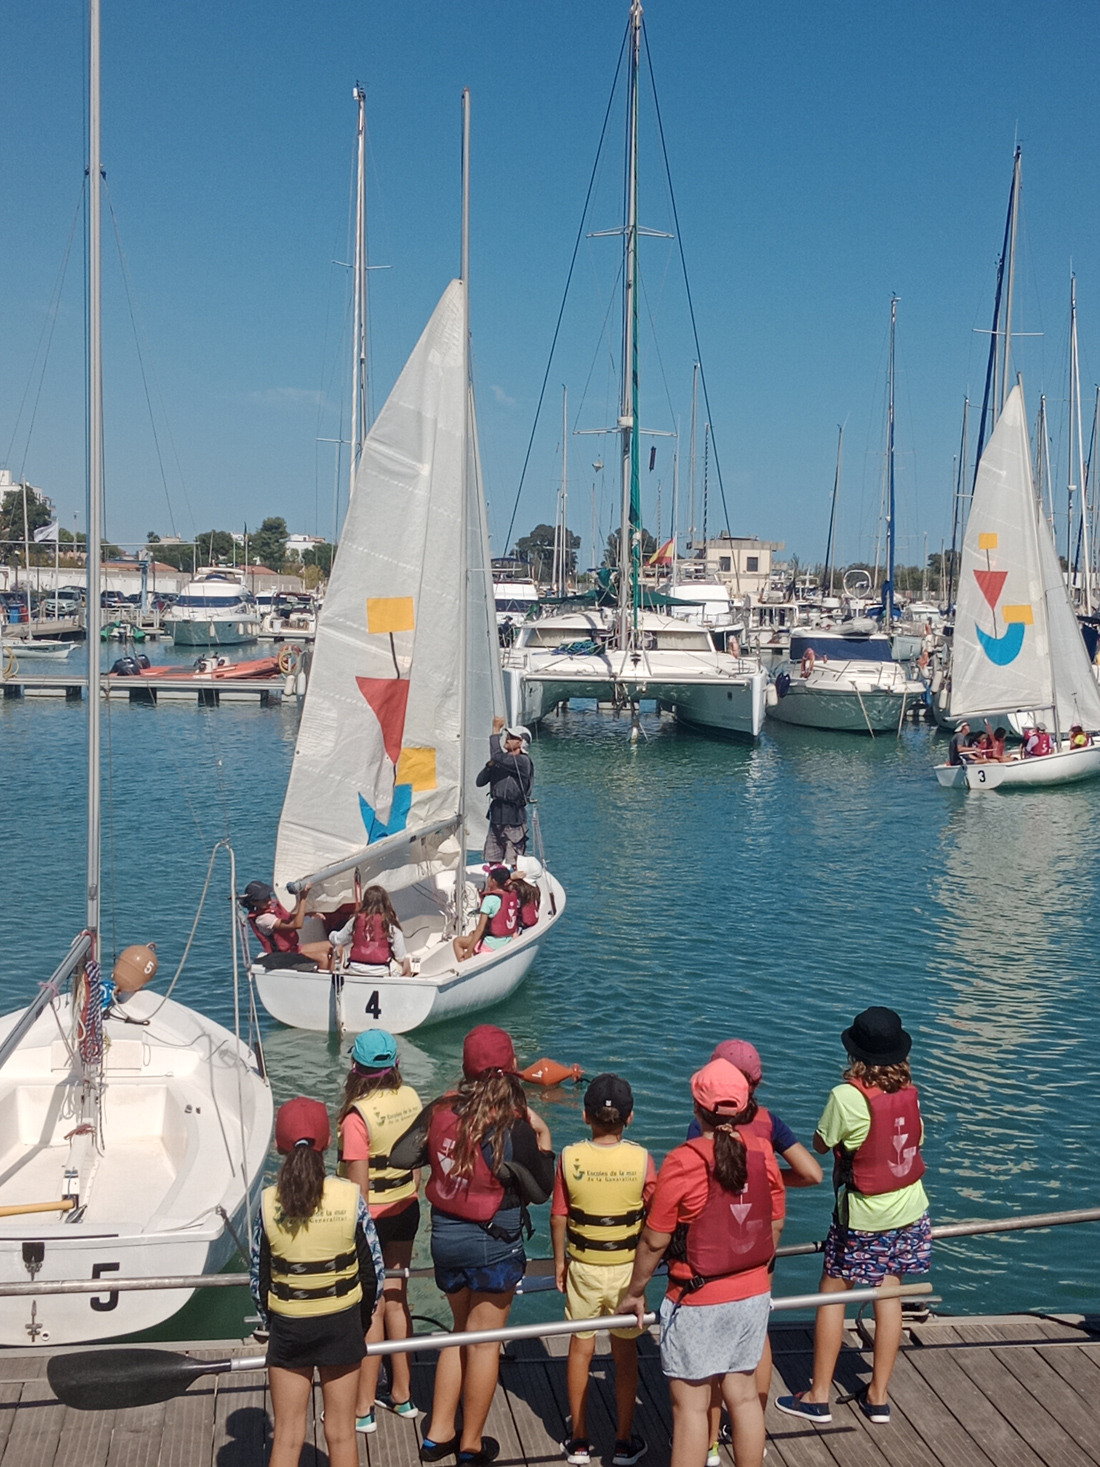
[518, 1058, 583, 1086]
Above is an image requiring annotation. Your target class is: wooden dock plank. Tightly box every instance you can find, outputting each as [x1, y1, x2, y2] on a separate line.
[863, 1351, 998, 1467]
[0, 1382, 24, 1463]
[1039, 1343, 1100, 1404]
[211, 1369, 267, 1467]
[55, 1401, 116, 1467]
[993, 1347, 1100, 1466]
[159, 1386, 216, 1467]
[104, 1400, 167, 1467]
[904, 1348, 1046, 1467]
[499, 1357, 570, 1465]
[948, 1346, 1095, 1467]
[1, 1379, 63, 1467]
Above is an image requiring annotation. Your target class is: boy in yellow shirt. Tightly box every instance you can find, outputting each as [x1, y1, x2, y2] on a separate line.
[551, 1075, 657, 1467]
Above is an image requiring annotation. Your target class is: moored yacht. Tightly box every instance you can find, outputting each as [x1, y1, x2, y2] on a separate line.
[766, 627, 926, 733]
[163, 571, 259, 648]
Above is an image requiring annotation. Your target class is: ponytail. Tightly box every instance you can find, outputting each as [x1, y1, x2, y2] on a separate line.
[276, 1144, 326, 1220]
[696, 1096, 757, 1193]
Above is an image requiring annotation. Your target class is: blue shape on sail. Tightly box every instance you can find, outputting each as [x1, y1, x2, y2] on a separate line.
[359, 785, 413, 843]
[976, 620, 1026, 666]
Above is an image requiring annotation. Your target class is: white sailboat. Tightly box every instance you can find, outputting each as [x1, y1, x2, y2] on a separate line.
[0, 0, 272, 1346]
[254, 95, 564, 1036]
[935, 383, 1100, 790]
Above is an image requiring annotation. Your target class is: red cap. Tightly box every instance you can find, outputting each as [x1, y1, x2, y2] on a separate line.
[462, 1024, 516, 1080]
[711, 1038, 762, 1086]
[275, 1097, 331, 1155]
[691, 1059, 750, 1117]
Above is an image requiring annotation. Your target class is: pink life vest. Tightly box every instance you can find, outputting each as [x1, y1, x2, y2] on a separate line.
[424, 1101, 506, 1222]
[486, 887, 519, 938]
[350, 913, 392, 966]
[668, 1137, 774, 1293]
[1033, 730, 1052, 756]
[844, 1079, 926, 1195]
[518, 898, 539, 929]
[743, 1106, 774, 1145]
[249, 900, 297, 954]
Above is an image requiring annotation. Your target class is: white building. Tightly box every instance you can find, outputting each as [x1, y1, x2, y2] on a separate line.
[679, 535, 784, 604]
[285, 533, 327, 560]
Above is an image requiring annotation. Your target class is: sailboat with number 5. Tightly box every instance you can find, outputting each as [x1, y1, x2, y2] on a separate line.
[253, 94, 564, 1036]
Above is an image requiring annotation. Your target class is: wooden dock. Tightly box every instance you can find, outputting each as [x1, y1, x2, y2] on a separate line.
[1, 675, 286, 704]
[1, 1313, 1096, 1466]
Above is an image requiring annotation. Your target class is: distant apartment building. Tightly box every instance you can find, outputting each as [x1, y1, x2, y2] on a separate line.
[285, 533, 327, 560]
[680, 534, 784, 603]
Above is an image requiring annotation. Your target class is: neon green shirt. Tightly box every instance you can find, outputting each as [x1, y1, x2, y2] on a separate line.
[816, 1083, 928, 1232]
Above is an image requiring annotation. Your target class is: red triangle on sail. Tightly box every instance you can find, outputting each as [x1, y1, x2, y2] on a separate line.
[973, 569, 1007, 611]
[356, 678, 410, 765]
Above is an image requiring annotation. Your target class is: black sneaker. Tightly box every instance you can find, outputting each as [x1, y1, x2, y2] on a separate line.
[612, 1436, 648, 1466]
[856, 1389, 890, 1425]
[457, 1438, 500, 1467]
[419, 1437, 459, 1462]
[562, 1439, 592, 1465]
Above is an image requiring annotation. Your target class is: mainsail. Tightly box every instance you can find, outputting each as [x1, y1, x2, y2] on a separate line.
[950, 383, 1100, 731]
[274, 279, 504, 905]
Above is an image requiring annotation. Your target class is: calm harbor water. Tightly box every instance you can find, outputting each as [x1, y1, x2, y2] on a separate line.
[3, 644, 1098, 1336]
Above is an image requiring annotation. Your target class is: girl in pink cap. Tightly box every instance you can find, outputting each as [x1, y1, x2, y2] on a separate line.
[620, 1059, 784, 1467]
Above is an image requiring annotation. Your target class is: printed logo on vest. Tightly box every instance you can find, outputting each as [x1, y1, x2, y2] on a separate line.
[888, 1116, 918, 1178]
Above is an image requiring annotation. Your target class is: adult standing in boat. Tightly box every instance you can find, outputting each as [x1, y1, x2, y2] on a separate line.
[476, 716, 533, 866]
[337, 1031, 423, 1433]
[389, 1025, 555, 1466]
[775, 1007, 930, 1426]
[620, 1060, 784, 1467]
[252, 1098, 384, 1467]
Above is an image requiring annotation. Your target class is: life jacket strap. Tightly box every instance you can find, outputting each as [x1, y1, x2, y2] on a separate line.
[566, 1227, 640, 1254]
[567, 1206, 645, 1228]
[370, 1172, 415, 1192]
[269, 1274, 360, 1303]
[269, 1248, 357, 1276]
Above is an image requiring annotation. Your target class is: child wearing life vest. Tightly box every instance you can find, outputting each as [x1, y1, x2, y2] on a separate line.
[551, 1074, 657, 1467]
[452, 867, 520, 962]
[620, 1060, 783, 1467]
[776, 1007, 930, 1428]
[238, 879, 333, 969]
[508, 872, 541, 930]
[251, 1098, 385, 1467]
[387, 1024, 555, 1467]
[687, 1040, 822, 1456]
[331, 885, 413, 975]
[336, 1029, 423, 1434]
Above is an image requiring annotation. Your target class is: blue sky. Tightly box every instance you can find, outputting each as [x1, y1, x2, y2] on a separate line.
[3, 2, 1100, 572]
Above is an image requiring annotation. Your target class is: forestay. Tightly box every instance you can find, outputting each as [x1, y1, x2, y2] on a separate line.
[274, 280, 503, 907]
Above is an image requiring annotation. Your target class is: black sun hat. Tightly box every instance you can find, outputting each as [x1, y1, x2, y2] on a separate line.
[842, 1007, 912, 1066]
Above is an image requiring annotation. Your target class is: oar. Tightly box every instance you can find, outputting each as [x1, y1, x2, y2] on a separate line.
[48, 1282, 931, 1412]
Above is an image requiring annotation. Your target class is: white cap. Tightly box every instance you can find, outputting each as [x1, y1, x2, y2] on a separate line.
[505, 724, 532, 748]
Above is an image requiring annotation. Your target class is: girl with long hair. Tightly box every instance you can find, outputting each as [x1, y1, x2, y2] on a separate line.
[776, 1006, 930, 1426]
[336, 1029, 423, 1433]
[331, 885, 413, 975]
[389, 1024, 555, 1467]
[620, 1060, 784, 1467]
[251, 1098, 385, 1467]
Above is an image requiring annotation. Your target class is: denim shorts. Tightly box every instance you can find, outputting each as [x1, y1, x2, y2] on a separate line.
[429, 1205, 525, 1295]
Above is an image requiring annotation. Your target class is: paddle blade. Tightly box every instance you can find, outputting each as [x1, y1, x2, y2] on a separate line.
[48, 1348, 220, 1411]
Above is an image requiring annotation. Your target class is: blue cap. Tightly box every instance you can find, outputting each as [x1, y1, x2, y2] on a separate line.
[351, 1029, 398, 1069]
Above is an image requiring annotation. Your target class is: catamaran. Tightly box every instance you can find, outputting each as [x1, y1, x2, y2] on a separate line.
[253, 94, 564, 1036]
[935, 384, 1100, 790]
[0, 0, 271, 1347]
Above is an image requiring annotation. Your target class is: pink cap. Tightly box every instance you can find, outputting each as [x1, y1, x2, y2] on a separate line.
[690, 1058, 750, 1117]
[711, 1039, 762, 1086]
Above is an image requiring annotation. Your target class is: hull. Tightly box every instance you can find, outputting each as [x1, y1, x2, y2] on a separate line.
[1, 640, 74, 661]
[935, 742, 1100, 791]
[256, 874, 565, 1034]
[167, 616, 259, 648]
[767, 683, 915, 731]
[0, 989, 272, 1346]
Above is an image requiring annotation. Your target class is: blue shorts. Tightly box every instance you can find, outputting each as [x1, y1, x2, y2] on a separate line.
[434, 1256, 526, 1296]
[824, 1212, 932, 1287]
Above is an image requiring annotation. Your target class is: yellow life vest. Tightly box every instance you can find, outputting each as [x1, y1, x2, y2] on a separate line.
[562, 1138, 649, 1266]
[262, 1175, 362, 1318]
[337, 1084, 422, 1209]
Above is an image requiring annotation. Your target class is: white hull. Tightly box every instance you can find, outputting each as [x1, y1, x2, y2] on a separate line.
[167, 616, 260, 648]
[0, 989, 272, 1346]
[934, 742, 1100, 790]
[767, 660, 925, 732]
[0, 640, 75, 661]
[257, 872, 566, 1034]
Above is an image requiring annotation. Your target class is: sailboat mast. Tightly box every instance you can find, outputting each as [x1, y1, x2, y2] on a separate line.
[1069, 275, 1091, 612]
[457, 87, 471, 915]
[883, 295, 897, 627]
[86, 0, 103, 938]
[347, 84, 368, 511]
[823, 423, 843, 599]
[973, 146, 1021, 479]
[998, 147, 1021, 418]
[618, 0, 642, 648]
[671, 423, 679, 587]
[557, 386, 568, 593]
[688, 364, 698, 566]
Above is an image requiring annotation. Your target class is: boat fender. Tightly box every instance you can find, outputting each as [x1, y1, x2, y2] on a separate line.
[278, 644, 303, 676]
[775, 671, 791, 699]
[113, 943, 158, 993]
[518, 1058, 583, 1087]
[800, 649, 815, 678]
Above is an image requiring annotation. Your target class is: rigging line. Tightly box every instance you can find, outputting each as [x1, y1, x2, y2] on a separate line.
[104, 186, 182, 538]
[638, 265, 679, 439]
[642, 25, 732, 540]
[573, 252, 625, 432]
[7, 185, 83, 474]
[503, 22, 630, 553]
[140, 841, 223, 1019]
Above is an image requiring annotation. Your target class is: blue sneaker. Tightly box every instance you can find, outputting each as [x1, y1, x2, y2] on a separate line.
[774, 1393, 832, 1424]
[356, 1412, 377, 1434]
[856, 1390, 890, 1425]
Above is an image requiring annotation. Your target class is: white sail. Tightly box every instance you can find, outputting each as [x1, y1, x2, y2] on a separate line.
[1036, 502, 1100, 731]
[950, 385, 1054, 720]
[275, 280, 475, 905]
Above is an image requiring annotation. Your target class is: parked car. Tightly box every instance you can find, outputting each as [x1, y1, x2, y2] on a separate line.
[101, 590, 128, 609]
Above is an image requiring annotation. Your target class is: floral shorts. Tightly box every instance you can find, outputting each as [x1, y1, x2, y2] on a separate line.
[823, 1211, 932, 1287]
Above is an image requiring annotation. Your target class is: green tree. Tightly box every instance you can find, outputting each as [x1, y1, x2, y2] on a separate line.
[0, 482, 52, 560]
[302, 542, 334, 575]
[514, 523, 580, 583]
[194, 528, 235, 565]
[604, 526, 657, 569]
[251, 516, 288, 571]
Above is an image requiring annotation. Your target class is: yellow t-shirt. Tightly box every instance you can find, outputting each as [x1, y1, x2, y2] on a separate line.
[816, 1083, 928, 1232]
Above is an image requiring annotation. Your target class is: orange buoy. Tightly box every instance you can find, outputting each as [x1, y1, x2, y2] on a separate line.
[112, 943, 158, 993]
[518, 1058, 583, 1086]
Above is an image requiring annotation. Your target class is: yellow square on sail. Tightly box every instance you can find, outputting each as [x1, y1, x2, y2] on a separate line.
[367, 597, 415, 634]
[978, 532, 998, 550]
[396, 747, 437, 791]
[1003, 604, 1033, 624]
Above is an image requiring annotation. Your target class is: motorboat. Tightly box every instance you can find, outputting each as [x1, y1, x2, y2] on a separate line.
[163, 572, 259, 647]
[766, 627, 925, 733]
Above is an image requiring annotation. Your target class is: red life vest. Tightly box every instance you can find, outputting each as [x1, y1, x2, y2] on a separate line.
[668, 1137, 774, 1293]
[743, 1106, 773, 1144]
[249, 900, 297, 954]
[486, 887, 519, 938]
[518, 898, 539, 929]
[1034, 731, 1052, 756]
[350, 913, 392, 966]
[844, 1079, 926, 1195]
[424, 1101, 506, 1222]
